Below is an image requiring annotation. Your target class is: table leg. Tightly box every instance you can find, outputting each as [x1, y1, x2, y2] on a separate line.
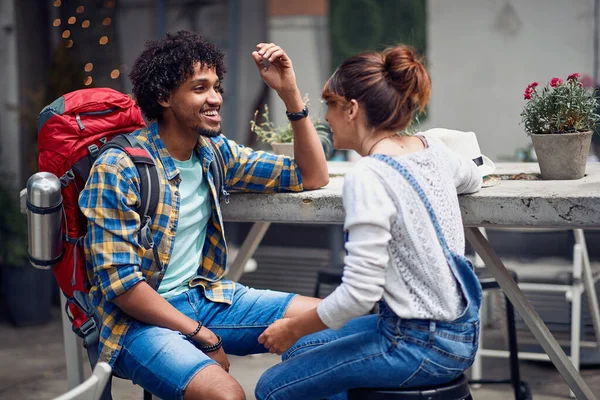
[60, 294, 84, 389]
[227, 222, 271, 282]
[573, 229, 600, 346]
[465, 227, 597, 400]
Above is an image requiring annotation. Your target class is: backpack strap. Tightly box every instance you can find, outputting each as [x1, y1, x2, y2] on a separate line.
[98, 135, 160, 252]
[207, 138, 228, 203]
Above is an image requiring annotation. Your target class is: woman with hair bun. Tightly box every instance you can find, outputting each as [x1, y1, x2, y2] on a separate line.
[255, 45, 482, 400]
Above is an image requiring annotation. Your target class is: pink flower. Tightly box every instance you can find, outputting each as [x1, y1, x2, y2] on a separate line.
[524, 92, 532, 100]
[581, 74, 593, 89]
[580, 82, 584, 87]
[567, 73, 581, 81]
[528, 81, 539, 89]
[550, 77, 563, 87]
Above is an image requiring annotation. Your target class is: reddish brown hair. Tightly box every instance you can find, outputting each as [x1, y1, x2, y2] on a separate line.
[322, 45, 431, 132]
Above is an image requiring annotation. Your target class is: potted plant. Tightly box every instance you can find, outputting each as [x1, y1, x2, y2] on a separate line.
[0, 182, 53, 326]
[250, 103, 295, 157]
[520, 73, 599, 180]
[250, 95, 334, 159]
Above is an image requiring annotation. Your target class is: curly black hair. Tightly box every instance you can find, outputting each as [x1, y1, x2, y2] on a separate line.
[129, 30, 227, 121]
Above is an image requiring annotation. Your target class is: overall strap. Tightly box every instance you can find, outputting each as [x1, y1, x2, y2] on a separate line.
[371, 154, 452, 257]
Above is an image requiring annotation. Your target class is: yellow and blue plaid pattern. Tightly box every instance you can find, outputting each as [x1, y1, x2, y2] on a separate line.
[79, 122, 302, 365]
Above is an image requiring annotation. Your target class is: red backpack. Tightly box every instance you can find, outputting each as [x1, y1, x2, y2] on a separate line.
[36, 88, 160, 351]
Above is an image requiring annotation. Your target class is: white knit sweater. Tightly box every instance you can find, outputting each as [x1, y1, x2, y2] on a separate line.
[317, 135, 482, 329]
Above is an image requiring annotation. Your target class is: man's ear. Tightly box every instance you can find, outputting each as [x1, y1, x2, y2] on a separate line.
[157, 96, 170, 108]
[347, 99, 359, 121]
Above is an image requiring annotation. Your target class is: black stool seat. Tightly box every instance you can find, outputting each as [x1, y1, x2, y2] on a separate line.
[348, 373, 471, 400]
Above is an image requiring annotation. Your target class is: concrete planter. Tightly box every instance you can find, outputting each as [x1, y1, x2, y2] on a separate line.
[530, 131, 593, 180]
[270, 142, 294, 158]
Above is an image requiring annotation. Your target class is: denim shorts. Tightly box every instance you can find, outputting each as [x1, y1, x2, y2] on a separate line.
[113, 282, 295, 400]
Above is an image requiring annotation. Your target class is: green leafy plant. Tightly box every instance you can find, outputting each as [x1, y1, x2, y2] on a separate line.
[250, 103, 294, 144]
[250, 94, 317, 144]
[521, 73, 600, 135]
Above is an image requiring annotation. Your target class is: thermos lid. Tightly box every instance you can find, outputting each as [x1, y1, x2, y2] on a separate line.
[26, 172, 62, 208]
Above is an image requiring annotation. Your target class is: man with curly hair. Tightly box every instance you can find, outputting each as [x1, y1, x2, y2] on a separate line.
[79, 30, 329, 399]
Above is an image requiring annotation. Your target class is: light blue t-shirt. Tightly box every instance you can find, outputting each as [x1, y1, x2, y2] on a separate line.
[158, 152, 212, 299]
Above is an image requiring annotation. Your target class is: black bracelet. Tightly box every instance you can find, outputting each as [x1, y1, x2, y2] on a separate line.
[184, 321, 203, 340]
[197, 334, 223, 353]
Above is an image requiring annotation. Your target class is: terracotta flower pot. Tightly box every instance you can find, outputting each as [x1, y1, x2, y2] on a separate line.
[530, 131, 593, 180]
[270, 142, 294, 158]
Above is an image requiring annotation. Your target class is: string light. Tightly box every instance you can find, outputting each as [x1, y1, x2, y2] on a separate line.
[104, 0, 116, 8]
[84, 63, 94, 72]
[99, 36, 108, 45]
[68, 16, 76, 25]
[102, 18, 112, 26]
[53, 0, 61, 7]
[62, 30, 71, 39]
[110, 69, 120, 79]
[53, 19, 61, 27]
[82, 20, 90, 28]
[65, 40, 73, 48]
[84, 77, 93, 86]
[76, 6, 85, 13]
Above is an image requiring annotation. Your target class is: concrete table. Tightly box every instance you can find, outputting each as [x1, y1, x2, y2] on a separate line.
[223, 162, 600, 400]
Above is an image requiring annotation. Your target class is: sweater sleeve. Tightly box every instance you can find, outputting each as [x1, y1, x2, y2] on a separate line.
[423, 135, 482, 194]
[317, 165, 395, 329]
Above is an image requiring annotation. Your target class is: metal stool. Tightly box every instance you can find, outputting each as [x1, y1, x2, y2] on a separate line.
[313, 267, 345, 297]
[470, 271, 532, 400]
[348, 373, 471, 400]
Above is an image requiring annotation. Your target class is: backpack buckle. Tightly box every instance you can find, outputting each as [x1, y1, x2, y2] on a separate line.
[78, 317, 99, 349]
[139, 216, 154, 250]
[88, 144, 99, 159]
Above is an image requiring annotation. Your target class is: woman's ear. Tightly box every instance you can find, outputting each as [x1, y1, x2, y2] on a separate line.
[347, 99, 359, 121]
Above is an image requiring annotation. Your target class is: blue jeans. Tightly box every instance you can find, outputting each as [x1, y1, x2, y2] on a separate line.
[255, 304, 479, 400]
[112, 282, 295, 400]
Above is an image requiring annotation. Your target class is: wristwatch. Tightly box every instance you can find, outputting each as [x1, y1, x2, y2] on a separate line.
[286, 105, 309, 121]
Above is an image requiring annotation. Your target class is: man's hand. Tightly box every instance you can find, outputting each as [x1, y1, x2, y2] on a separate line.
[193, 328, 230, 372]
[205, 347, 230, 372]
[252, 43, 297, 95]
[258, 318, 301, 355]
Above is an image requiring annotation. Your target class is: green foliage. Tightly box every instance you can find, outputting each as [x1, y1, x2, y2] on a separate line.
[521, 74, 600, 135]
[0, 182, 28, 267]
[329, 0, 427, 71]
[250, 94, 316, 144]
[250, 104, 294, 144]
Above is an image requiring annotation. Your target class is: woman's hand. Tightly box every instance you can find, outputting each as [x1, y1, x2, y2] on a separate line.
[252, 43, 298, 95]
[258, 318, 301, 355]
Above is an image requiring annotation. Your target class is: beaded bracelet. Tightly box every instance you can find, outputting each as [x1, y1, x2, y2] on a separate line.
[184, 321, 203, 340]
[197, 334, 223, 353]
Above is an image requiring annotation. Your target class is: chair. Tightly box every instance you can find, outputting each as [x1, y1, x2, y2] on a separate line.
[348, 373, 471, 400]
[54, 362, 112, 400]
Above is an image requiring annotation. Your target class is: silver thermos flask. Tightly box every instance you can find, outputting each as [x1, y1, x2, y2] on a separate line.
[26, 172, 63, 269]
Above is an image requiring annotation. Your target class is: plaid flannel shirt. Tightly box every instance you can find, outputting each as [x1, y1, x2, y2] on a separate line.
[79, 122, 303, 365]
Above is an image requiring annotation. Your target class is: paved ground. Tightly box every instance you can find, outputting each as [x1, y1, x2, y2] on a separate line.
[1, 308, 599, 399]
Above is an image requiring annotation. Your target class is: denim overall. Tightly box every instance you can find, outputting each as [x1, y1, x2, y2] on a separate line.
[255, 155, 482, 400]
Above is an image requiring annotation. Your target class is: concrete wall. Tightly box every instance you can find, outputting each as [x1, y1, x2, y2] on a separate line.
[267, 0, 330, 129]
[427, 0, 595, 161]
